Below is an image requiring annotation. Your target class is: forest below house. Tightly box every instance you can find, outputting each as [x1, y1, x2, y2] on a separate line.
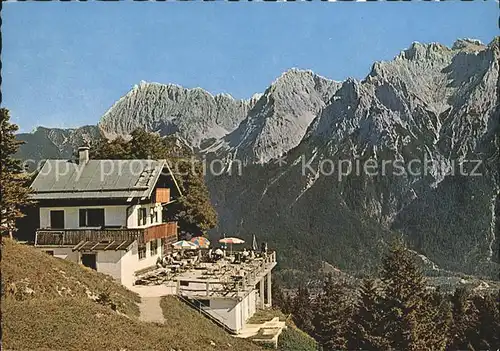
[272, 240, 500, 351]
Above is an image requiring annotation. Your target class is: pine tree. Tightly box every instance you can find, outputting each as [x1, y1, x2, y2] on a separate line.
[129, 129, 169, 159]
[272, 278, 291, 315]
[347, 278, 390, 350]
[90, 129, 217, 234]
[426, 287, 452, 351]
[379, 239, 449, 351]
[90, 136, 130, 159]
[313, 275, 351, 350]
[447, 287, 478, 350]
[0, 108, 33, 238]
[291, 285, 315, 335]
[470, 291, 500, 350]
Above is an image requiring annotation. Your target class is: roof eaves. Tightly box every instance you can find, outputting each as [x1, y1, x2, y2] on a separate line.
[144, 160, 167, 200]
[163, 159, 184, 197]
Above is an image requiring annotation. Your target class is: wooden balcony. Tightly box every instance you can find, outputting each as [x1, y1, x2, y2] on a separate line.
[35, 222, 178, 247]
[143, 222, 178, 242]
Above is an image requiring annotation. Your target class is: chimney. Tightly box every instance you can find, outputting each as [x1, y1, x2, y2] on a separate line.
[78, 146, 90, 165]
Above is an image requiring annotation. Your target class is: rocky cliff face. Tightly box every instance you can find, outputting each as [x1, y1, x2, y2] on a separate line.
[212, 69, 341, 164]
[211, 38, 499, 279]
[98, 81, 257, 148]
[16, 126, 100, 164]
[16, 37, 500, 281]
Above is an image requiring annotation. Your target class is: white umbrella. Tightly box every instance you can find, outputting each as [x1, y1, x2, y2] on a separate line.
[252, 234, 258, 251]
[219, 237, 245, 255]
[172, 240, 198, 250]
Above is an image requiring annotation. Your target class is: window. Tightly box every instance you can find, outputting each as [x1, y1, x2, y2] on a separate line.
[137, 208, 147, 226]
[160, 238, 165, 254]
[138, 245, 146, 260]
[79, 209, 105, 227]
[44, 250, 54, 256]
[50, 210, 65, 229]
[150, 208, 155, 224]
[150, 239, 158, 255]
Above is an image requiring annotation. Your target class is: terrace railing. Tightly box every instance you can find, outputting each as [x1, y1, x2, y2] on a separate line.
[175, 250, 277, 298]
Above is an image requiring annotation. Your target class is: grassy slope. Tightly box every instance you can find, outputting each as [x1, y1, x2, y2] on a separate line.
[1, 238, 140, 317]
[1, 239, 260, 351]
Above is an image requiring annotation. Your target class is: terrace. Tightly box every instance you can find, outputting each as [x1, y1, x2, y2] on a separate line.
[135, 250, 277, 300]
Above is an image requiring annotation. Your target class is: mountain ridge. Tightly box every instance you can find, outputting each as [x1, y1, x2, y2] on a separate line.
[15, 37, 500, 282]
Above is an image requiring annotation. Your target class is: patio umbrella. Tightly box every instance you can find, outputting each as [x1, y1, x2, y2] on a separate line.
[219, 237, 245, 255]
[172, 240, 198, 250]
[190, 236, 210, 249]
[252, 234, 258, 251]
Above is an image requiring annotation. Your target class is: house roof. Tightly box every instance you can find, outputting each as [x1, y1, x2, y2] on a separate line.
[30, 159, 171, 201]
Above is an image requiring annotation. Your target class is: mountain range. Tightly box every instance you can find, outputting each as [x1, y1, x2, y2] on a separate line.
[16, 37, 500, 283]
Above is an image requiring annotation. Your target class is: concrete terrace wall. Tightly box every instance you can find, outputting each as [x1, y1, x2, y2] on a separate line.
[206, 291, 258, 332]
[40, 247, 79, 261]
[207, 298, 239, 332]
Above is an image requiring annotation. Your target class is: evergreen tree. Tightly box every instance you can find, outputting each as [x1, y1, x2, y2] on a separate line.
[272, 278, 291, 315]
[129, 129, 169, 159]
[90, 129, 217, 234]
[90, 136, 130, 159]
[447, 287, 478, 350]
[172, 157, 217, 233]
[378, 239, 449, 351]
[470, 291, 500, 350]
[428, 288, 453, 350]
[347, 278, 390, 350]
[291, 285, 315, 336]
[0, 108, 33, 238]
[313, 275, 351, 350]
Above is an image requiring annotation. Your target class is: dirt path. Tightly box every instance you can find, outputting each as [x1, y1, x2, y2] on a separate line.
[139, 296, 165, 324]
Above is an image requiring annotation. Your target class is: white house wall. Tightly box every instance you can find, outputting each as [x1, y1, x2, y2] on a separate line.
[38, 240, 162, 288]
[96, 250, 123, 282]
[40, 205, 129, 229]
[120, 239, 163, 288]
[127, 203, 163, 229]
[39, 203, 163, 230]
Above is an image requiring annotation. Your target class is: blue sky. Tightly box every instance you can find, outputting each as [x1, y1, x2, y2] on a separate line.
[2, 2, 498, 132]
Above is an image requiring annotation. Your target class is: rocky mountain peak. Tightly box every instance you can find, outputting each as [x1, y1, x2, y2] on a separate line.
[452, 38, 486, 51]
[219, 68, 342, 164]
[98, 81, 252, 147]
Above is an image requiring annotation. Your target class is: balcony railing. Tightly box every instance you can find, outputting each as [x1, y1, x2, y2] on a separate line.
[143, 222, 177, 242]
[35, 222, 178, 247]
